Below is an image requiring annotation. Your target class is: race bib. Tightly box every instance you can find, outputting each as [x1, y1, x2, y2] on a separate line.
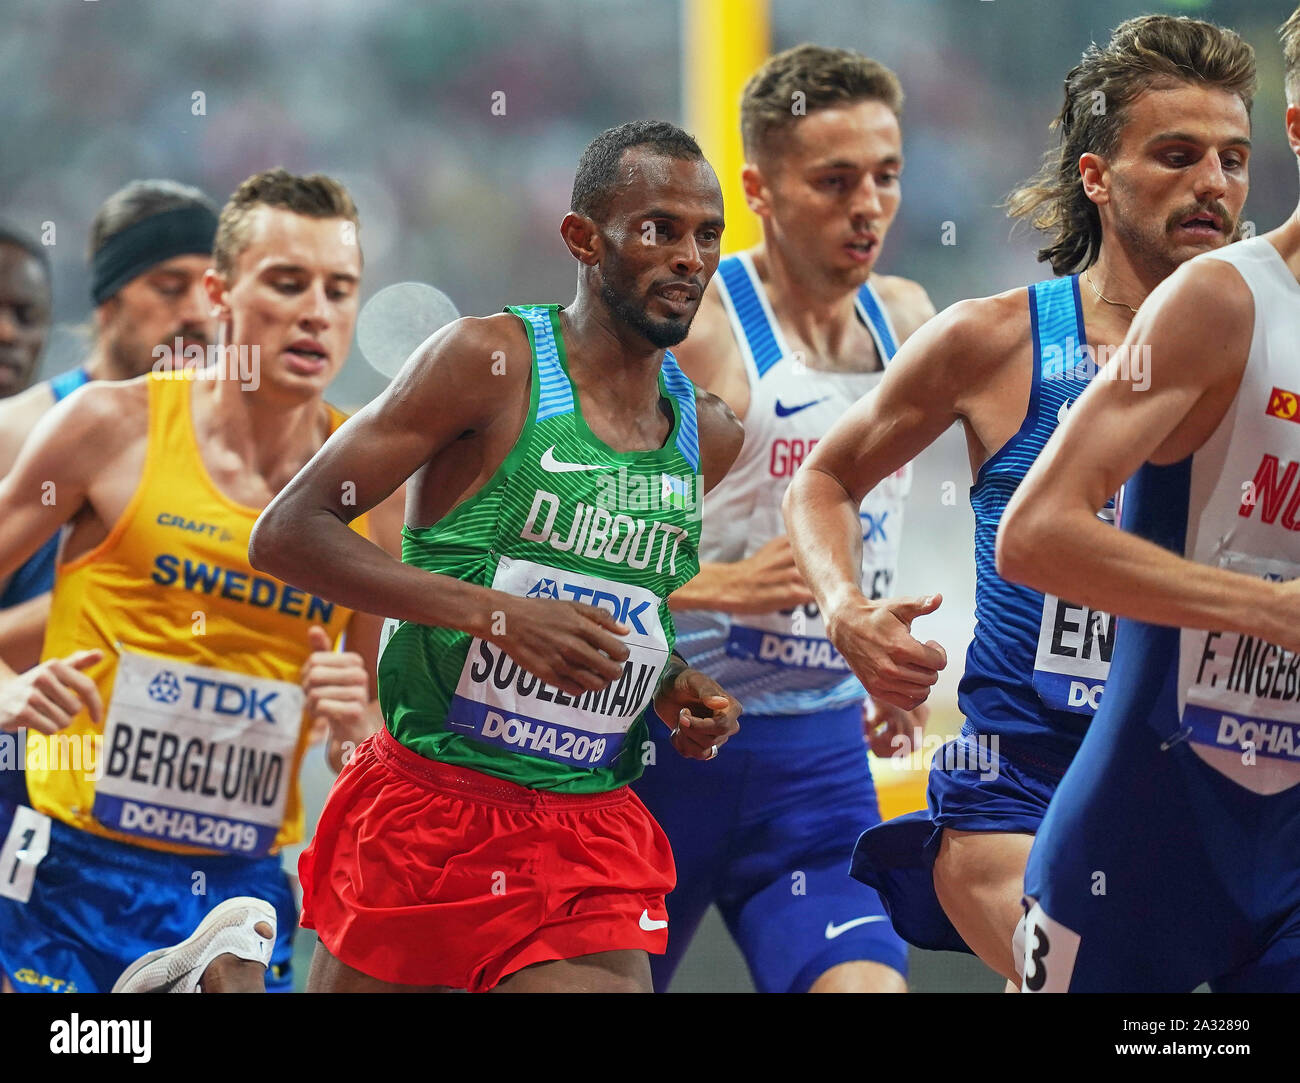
[726, 603, 851, 672]
[93, 650, 302, 855]
[378, 616, 400, 666]
[0, 805, 52, 904]
[447, 557, 669, 768]
[1031, 594, 1115, 714]
[1178, 552, 1300, 790]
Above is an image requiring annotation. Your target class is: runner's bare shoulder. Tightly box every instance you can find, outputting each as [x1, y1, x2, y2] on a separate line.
[870, 273, 936, 342]
[387, 312, 532, 432]
[694, 387, 744, 494]
[0, 380, 57, 472]
[43, 376, 150, 464]
[911, 286, 1034, 401]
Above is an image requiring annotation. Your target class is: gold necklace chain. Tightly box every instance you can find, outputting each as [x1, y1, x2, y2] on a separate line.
[1083, 269, 1139, 316]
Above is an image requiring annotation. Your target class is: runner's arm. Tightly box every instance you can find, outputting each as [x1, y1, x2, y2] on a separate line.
[317, 487, 404, 771]
[0, 390, 60, 666]
[694, 388, 744, 495]
[251, 316, 634, 697]
[0, 386, 131, 721]
[0, 594, 51, 672]
[252, 317, 537, 635]
[783, 299, 981, 620]
[674, 278, 939, 615]
[997, 257, 1285, 641]
[0, 386, 112, 585]
[781, 300, 1006, 706]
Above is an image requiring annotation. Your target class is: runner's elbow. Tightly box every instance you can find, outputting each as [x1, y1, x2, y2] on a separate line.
[248, 506, 294, 580]
[997, 488, 1065, 590]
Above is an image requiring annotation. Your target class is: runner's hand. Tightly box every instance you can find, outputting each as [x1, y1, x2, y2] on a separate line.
[724, 536, 816, 614]
[863, 697, 930, 759]
[0, 650, 104, 733]
[656, 666, 741, 761]
[826, 593, 947, 710]
[487, 596, 631, 697]
[302, 626, 372, 748]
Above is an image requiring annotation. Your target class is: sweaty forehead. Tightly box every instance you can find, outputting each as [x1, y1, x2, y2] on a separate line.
[236, 205, 361, 275]
[609, 151, 722, 216]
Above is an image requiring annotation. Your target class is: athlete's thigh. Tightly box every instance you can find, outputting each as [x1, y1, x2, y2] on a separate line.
[724, 859, 906, 993]
[722, 712, 906, 993]
[1022, 719, 1234, 992]
[1213, 924, 1300, 992]
[931, 828, 1034, 984]
[632, 727, 739, 991]
[492, 949, 652, 993]
[306, 939, 454, 993]
[1212, 824, 1300, 992]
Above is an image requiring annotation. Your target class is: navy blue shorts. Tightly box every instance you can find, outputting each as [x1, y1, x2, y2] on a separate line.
[851, 726, 1062, 954]
[631, 701, 906, 993]
[0, 730, 25, 806]
[1023, 703, 1300, 992]
[0, 798, 296, 993]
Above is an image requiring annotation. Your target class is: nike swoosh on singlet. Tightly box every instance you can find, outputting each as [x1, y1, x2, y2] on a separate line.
[1057, 399, 1072, 425]
[824, 915, 889, 939]
[539, 446, 609, 473]
[774, 397, 830, 418]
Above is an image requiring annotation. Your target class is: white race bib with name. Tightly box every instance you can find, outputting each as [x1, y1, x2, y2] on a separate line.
[1032, 594, 1115, 714]
[1178, 552, 1300, 794]
[93, 649, 302, 855]
[447, 556, 669, 768]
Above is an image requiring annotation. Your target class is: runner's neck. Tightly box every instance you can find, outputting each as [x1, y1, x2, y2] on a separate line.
[750, 244, 875, 369]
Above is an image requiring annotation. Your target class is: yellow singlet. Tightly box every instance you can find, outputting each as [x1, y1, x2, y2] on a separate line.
[27, 372, 368, 857]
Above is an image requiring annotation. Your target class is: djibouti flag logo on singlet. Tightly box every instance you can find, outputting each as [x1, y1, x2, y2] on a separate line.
[588, 466, 702, 520]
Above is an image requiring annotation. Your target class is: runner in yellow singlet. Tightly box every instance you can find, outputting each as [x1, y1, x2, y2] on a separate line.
[0, 168, 401, 995]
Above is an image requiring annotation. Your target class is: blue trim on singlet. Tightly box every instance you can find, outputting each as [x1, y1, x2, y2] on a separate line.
[48, 365, 90, 402]
[957, 276, 1103, 772]
[661, 352, 700, 471]
[0, 367, 91, 610]
[512, 304, 700, 468]
[855, 281, 898, 359]
[512, 306, 574, 421]
[717, 254, 899, 377]
[717, 257, 785, 377]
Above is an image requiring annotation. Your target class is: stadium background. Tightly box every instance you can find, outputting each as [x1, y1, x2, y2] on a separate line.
[4, 0, 1295, 991]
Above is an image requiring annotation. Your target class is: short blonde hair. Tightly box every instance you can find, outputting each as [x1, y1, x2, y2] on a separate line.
[1281, 6, 1300, 104]
[213, 168, 360, 279]
[740, 44, 903, 162]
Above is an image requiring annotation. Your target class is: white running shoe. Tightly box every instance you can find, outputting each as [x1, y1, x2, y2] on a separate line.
[112, 896, 277, 993]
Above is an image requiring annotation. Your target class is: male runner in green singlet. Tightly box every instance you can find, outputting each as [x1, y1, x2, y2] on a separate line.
[251, 121, 746, 993]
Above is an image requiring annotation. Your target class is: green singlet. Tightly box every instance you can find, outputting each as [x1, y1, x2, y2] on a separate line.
[377, 304, 705, 792]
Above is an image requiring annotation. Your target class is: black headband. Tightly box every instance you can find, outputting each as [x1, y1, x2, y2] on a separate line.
[90, 205, 218, 305]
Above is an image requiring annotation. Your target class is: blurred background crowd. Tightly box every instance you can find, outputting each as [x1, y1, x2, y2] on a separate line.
[4, 0, 1296, 989]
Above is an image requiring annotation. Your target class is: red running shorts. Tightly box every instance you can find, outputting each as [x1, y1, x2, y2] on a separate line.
[299, 727, 675, 992]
